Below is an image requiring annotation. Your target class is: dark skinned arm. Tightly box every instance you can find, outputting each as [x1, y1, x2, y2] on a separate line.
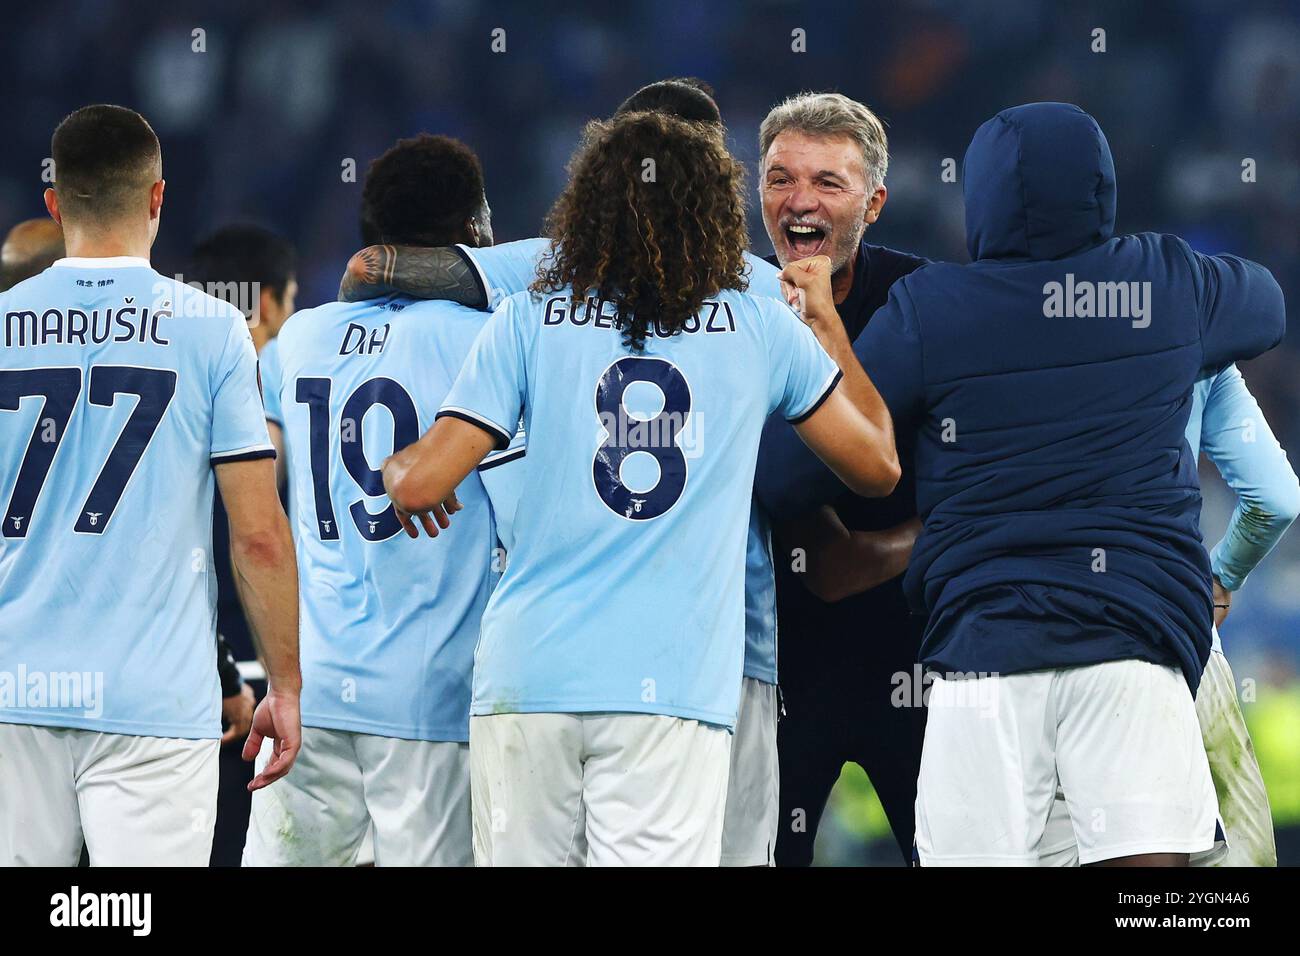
[339, 244, 486, 307]
[787, 508, 921, 603]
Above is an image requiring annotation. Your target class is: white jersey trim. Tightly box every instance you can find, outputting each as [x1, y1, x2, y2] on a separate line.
[52, 256, 152, 270]
[454, 244, 493, 308]
[211, 442, 277, 461]
[437, 406, 513, 448]
[786, 367, 843, 424]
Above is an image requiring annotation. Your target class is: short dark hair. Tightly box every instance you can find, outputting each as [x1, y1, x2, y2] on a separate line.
[188, 224, 296, 305]
[615, 78, 722, 126]
[51, 105, 161, 222]
[360, 134, 485, 246]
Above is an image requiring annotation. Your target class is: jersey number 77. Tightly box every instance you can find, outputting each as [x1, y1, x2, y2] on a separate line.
[1, 365, 177, 538]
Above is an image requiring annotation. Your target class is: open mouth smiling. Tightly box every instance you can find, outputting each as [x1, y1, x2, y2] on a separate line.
[785, 222, 829, 258]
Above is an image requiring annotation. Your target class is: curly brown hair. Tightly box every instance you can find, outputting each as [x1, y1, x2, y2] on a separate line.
[532, 111, 750, 351]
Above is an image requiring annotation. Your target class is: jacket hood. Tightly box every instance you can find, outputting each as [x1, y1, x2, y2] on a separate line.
[962, 102, 1116, 262]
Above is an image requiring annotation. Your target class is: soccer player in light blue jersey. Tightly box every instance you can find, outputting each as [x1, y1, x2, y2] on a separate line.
[0, 105, 300, 866]
[339, 78, 793, 865]
[242, 135, 503, 867]
[381, 111, 900, 866]
[364, 235, 789, 865]
[1039, 363, 1300, 866]
[1188, 366, 1300, 866]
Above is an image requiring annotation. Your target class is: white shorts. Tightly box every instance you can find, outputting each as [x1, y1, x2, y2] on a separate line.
[470, 712, 731, 866]
[1193, 646, 1274, 866]
[243, 725, 471, 867]
[915, 658, 1218, 866]
[1036, 644, 1271, 867]
[721, 677, 779, 866]
[0, 723, 218, 866]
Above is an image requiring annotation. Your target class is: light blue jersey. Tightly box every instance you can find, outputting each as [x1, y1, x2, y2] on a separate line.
[479, 424, 526, 552]
[1188, 364, 1300, 650]
[0, 256, 274, 738]
[267, 295, 498, 741]
[260, 335, 284, 426]
[459, 239, 788, 684]
[738, 260, 783, 684]
[439, 286, 839, 728]
[257, 335, 293, 523]
[743, 506, 779, 682]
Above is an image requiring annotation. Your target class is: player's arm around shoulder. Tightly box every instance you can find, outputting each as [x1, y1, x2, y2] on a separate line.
[779, 255, 900, 498]
[340, 243, 488, 306]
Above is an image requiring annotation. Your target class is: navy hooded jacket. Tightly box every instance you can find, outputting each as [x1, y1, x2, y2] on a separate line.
[770, 103, 1286, 692]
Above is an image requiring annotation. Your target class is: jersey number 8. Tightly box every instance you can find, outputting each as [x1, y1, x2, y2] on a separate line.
[592, 356, 692, 521]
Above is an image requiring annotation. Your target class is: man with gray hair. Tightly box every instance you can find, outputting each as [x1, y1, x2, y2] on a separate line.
[757, 92, 891, 299]
[751, 90, 933, 866]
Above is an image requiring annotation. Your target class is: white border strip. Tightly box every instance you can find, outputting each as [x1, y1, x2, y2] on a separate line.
[211, 442, 277, 461]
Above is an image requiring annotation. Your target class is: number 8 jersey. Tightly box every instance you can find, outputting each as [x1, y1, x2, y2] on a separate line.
[0, 257, 275, 739]
[265, 295, 497, 742]
[439, 288, 840, 729]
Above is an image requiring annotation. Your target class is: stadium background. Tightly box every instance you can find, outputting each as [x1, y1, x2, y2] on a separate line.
[2, 0, 1298, 864]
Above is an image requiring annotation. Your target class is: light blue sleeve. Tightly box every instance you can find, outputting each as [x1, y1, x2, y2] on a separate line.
[1198, 363, 1300, 591]
[743, 252, 783, 301]
[456, 238, 553, 310]
[437, 294, 530, 449]
[259, 336, 283, 425]
[210, 311, 277, 463]
[761, 297, 842, 423]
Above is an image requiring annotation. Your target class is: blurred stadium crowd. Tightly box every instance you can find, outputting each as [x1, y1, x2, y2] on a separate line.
[2, 0, 1298, 862]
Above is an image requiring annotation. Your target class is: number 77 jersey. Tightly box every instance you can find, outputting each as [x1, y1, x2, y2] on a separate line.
[0, 257, 276, 739]
[265, 295, 498, 742]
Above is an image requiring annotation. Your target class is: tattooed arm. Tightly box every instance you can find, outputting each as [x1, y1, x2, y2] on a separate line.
[339, 244, 487, 307]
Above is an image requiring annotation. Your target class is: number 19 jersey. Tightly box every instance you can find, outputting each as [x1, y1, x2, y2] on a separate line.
[266, 295, 497, 741]
[0, 257, 275, 739]
[439, 288, 840, 729]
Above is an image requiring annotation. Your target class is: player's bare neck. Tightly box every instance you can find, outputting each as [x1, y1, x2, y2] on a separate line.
[62, 222, 152, 263]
